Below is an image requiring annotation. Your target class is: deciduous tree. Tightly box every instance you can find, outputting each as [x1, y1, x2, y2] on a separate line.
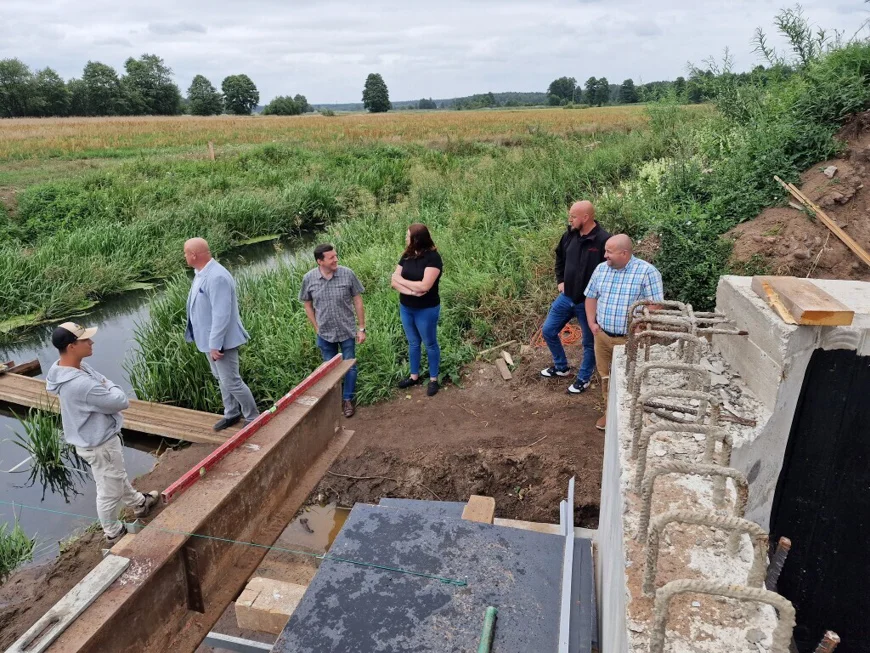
[221, 74, 259, 115]
[362, 73, 391, 113]
[187, 75, 223, 115]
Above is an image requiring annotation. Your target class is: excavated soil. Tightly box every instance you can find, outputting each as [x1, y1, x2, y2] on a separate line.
[729, 111, 870, 280]
[0, 343, 603, 648]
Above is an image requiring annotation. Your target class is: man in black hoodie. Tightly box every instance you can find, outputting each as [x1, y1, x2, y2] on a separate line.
[540, 201, 610, 394]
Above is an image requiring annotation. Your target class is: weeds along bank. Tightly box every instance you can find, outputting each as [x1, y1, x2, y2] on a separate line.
[127, 127, 676, 410]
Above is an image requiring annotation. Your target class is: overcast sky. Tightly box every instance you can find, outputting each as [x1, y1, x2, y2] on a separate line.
[1, 1, 866, 104]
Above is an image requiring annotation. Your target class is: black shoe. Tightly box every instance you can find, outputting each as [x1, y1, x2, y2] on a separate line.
[427, 380, 440, 397]
[540, 366, 571, 378]
[398, 376, 423, 389]
[213, 414, 242, 431]
[343, 400, 355, 418]
[567, 380, 591, 395]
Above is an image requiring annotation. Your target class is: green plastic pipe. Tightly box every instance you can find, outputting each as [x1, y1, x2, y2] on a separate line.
[477, 606, 498, 653]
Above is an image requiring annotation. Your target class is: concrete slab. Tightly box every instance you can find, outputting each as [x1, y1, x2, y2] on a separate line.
[274, 504, 595, 653]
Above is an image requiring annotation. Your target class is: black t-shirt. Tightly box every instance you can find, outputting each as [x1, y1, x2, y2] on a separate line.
[398, 249, 443, 309]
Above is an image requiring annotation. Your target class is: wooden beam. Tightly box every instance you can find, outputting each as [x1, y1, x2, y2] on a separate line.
[49, 361, 354, 653]
[7, 555, 130, 653]
[751, 276, 854, 326]
[0, 373, 237, 444]
[494, 358, 513, 381]
[774, 175, 870, 268]
[462, 495, 496, 524]
[0, 359, 42, 377]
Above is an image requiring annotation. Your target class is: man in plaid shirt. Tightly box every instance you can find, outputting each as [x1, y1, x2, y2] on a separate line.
[584, 234, 663, 431]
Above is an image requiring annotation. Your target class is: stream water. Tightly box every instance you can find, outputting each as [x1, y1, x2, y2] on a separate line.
[0, 238, 310, 560]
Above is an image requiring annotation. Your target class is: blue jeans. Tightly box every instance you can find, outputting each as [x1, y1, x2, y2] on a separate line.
[542, 293, 595, 384]
[399, 304, 441, 379]
[316, 336, 357, 401]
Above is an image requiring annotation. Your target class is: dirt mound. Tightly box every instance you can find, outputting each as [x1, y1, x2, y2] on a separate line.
[729, 111, 870, 279]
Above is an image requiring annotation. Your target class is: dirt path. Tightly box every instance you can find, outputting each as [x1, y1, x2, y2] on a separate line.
[0, 343, 604, 648]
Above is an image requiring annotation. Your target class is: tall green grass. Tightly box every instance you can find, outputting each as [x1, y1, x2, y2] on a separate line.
[0, 519, 35, 583]
[12, 409, 88, 502]
[128, 128, 679, 409]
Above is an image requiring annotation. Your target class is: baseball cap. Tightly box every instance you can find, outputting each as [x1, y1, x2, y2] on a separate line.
[51, 322, 98, 350]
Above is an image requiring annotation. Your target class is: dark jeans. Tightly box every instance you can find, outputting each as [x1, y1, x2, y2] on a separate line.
[399, 304, 441, 379]
[316, 335, 357, 401]
[542, 293, 595, 384]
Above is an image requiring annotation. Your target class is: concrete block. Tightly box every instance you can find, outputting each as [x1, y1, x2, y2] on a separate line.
[461, 495, 496, 524]
[715, 331, 782, 411]
[236, 577, 307, 635]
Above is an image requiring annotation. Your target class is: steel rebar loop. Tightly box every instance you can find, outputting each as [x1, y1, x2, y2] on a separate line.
[626, 331, 705, 386]
[643, 509, 769, 596]
[813, 631, 841, 653]
[637, 461, 749, 542]
[630, 389, 720, 449]
[649, 579, 796, 653]
[764, 536, 792, 592]
[632, 423, 732, 501]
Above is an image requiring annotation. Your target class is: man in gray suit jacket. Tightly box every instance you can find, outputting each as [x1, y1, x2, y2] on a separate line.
[184, 238, 259, 431]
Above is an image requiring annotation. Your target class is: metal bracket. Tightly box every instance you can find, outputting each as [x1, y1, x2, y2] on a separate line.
[182, 546, 205, 613]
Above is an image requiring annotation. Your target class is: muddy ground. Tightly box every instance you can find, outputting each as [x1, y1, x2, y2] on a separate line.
[0, 343, 604, 649]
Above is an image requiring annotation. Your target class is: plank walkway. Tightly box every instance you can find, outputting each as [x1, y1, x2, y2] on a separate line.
[0, 373, 237, 444]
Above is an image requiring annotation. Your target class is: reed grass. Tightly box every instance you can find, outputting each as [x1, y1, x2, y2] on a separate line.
[0, 518, 35, 583]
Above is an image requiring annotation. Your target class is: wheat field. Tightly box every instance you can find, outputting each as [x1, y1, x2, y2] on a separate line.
[0, 106, 652, 160]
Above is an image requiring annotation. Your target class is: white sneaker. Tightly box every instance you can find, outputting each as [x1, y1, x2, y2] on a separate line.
[540, 366, 571, 378]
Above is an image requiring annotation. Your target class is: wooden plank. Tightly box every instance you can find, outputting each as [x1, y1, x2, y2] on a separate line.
[6, 555, 130, 653]
[501, 350, 514, 367]
[494, 358, 512, 381]
[461, 495, 496, 524]
[774, 175, 870, 268]
[0, 373, 235, 445]
[751, 276, 854, 326]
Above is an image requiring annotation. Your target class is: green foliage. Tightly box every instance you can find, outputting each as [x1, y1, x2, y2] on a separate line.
[221, 74, 259, 115]
[187, 75, 223, 116]
[293, 94, 312, 113]
[0, 58, 35, 117]
[418, 98, 437, 110]
[80, 61, 124, 116]
[547, 76, 577, 102]
[320, 108, 336, 117]
[121, 54, 182, 115]
[619, 79, 638, 104]
[263, 95, 304, 115]
[0, 519, 35, 583]
[12, 409, 88, 502]
[362, 73, 391, 113]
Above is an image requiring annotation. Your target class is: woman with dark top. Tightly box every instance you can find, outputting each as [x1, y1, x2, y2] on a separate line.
[390, 223, 443, 396]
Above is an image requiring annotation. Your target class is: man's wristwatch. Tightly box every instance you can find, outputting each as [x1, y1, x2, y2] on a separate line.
[358, 327, 366, 333]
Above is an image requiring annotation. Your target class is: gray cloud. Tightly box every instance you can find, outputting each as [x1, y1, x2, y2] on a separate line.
[0, 0, 865, 103]
[148, 21, 207, 35]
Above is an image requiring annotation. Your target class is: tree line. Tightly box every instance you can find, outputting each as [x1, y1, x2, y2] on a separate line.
[0, 55, 316, 118]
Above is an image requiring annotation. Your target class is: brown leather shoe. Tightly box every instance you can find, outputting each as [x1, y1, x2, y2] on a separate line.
[343, 400, 355, 418]
[595, 415, 606, 431]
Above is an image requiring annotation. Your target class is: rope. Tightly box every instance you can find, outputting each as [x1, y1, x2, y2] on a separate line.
[530, 323, 582, 348]
[0, 499, 468, 587]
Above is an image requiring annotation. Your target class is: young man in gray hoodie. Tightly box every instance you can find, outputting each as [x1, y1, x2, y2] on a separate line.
[45, 322, 158, 544]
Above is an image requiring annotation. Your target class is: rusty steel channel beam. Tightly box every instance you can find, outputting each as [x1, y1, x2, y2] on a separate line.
[49, 359, 355, 653]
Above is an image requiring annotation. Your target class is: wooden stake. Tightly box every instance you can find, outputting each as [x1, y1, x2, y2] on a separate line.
[774, 175, 870, 267]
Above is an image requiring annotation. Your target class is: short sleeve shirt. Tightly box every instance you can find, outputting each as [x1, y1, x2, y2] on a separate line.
[298, 266, 364, 343]
[398, 250, 443, 309]
[584, 257, 664, 335]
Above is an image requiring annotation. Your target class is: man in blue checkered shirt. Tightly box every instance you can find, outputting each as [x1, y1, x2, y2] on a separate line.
[584, 234, 663, 431]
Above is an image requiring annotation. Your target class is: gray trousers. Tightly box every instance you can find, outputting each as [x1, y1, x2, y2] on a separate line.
[207, 347, 259, 422]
